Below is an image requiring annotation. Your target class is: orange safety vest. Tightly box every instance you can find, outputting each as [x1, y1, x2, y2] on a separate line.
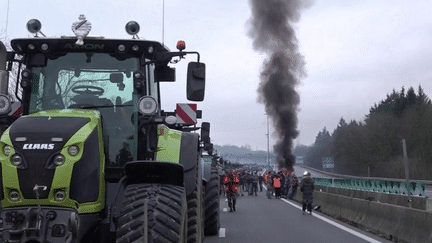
[273, 177, 281, 188]
[223, 175, 230, 184]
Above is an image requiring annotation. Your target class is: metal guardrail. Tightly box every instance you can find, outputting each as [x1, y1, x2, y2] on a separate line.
[298, 176, 426, 197]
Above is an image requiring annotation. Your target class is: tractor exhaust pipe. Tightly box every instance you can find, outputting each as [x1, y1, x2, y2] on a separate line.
[0, 41, 9, 95]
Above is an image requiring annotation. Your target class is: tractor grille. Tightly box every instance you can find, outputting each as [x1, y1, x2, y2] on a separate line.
[18, 152, 55, 199]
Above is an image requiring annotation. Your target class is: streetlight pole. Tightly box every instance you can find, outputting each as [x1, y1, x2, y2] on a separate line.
[265, 113, 270, 168]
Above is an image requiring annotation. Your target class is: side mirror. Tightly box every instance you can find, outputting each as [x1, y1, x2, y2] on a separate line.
[201, 122, 210, 144]
[110, 73, 124, 83]
[110, 73, 125, 91]
[187, 62, 205, 101]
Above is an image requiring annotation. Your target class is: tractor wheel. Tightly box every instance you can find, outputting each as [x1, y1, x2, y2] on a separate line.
[204, 168, 220, 236]
[186, 158, 204, 243]
[116, 184, 187, 243]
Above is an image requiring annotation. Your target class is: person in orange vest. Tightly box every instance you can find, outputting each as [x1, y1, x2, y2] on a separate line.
[273, 173, 282, 198]
[224, 172, 239, 212]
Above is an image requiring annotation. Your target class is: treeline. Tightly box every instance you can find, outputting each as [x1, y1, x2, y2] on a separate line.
[304, 85, 432, 180]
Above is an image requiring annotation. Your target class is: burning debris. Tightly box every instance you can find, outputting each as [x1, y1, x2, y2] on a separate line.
[247, 0, 313, 170]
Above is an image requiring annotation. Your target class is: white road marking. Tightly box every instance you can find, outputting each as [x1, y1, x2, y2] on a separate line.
[219, 228, 226, 237]
[281, 198, 382, 243]
[223, 208, 227, 212]
[225, 198, 228, 201]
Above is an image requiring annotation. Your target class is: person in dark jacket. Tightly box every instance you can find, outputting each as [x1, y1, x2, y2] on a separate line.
[258, 174, 264, 192]
[300, 171, 314, 215]
[247, 172, 254, 196]
[238, 172, 245, 196]
[288, 172, 298, 200]
[251, 172, 258, 196]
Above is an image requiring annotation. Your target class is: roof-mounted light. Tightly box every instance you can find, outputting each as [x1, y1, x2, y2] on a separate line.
[118, 44, 126, 52]
[125, 21, 140, 39]
[132, 45, 140, 51]
[26, 19, 46, 37]
[41, 43, 49, 51]
[138, 96, 158, 116]
[177, 40, 186, 51]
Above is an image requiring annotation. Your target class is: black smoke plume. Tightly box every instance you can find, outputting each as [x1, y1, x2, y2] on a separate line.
[247, 0, 313, 170]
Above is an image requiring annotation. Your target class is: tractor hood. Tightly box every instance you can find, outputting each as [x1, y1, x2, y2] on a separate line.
[8, 116, 90, 199]
[0, 109, 105, 212]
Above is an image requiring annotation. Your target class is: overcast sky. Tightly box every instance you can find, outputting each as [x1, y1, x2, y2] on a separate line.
[1, 0, 432, 152]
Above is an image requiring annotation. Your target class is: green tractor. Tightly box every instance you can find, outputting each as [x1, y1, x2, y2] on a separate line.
[0, 16, 206, 243]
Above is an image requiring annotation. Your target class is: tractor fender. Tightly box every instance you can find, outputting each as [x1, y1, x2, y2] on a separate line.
[179, 132, 200, 196]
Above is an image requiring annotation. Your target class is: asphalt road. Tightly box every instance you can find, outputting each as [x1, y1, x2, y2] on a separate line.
[293, 165, 334, 179]
[204, 187, 392, 243]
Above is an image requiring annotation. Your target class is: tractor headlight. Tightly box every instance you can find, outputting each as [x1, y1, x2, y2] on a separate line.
[0, 95, 11, 115]
[118, 44, 126, 52]
[41, 43, 49, 51]
[132, 45, 140, 51]
[55, 191, 66, 201]
[138, 96, 158, 116]
[9, 190, 20, 201]
[165, 115, 177, 125]
[3, 145, 11, 156]
[11, 154, 23, 166]
[54, 154, 65, 166]
[68, 146, 79, 156]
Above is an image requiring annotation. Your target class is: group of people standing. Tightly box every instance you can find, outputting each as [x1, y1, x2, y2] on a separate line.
[264, 170, 299, 199]
[239, 171, 263, 196]
[221, 169, 314, 215]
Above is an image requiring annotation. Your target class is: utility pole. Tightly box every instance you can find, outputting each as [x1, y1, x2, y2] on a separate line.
[265, 113, 270, 168]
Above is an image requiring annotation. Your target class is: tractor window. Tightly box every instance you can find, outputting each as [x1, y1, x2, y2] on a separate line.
[28, 53, 140, 166]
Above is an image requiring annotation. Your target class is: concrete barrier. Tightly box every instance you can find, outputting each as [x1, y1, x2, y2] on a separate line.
[316, 185, 432, 211]
[293, 190, 432, 243]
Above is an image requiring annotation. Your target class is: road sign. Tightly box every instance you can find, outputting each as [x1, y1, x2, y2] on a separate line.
[175, 103, 197, 125]
[296, 156, 304, 164]
[322, 157, 334, 169]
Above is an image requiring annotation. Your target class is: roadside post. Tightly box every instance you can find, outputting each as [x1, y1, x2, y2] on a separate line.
[402, 139, 412, 208]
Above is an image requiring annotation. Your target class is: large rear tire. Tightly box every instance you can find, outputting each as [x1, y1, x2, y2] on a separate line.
[186, 157, 204, 243]
[116, 184, 187, 243]
[204, 168, 220, 236]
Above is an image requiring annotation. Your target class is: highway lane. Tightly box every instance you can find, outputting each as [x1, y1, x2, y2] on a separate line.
[293, 165, 334, 179]
[204, 188, 391, 243]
